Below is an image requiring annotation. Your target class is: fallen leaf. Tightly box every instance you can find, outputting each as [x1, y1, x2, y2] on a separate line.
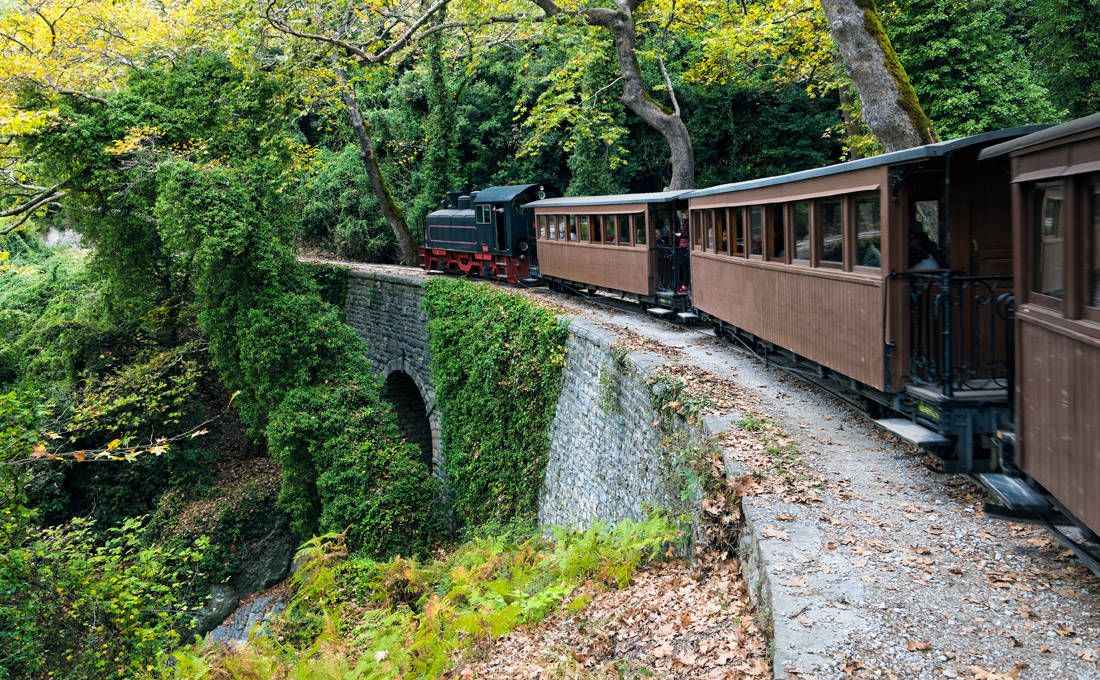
[761, 526, 790, 541]
[907, 639, 932, 651]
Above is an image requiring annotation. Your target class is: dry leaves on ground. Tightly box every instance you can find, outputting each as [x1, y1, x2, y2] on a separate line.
[458, 554, 769, 680]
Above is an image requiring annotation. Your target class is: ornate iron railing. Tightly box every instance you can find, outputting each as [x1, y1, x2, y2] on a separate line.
[656, 245, 690, 293]
[906, 271, 1015, 397]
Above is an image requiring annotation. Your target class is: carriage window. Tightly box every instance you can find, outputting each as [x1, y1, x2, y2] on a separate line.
[556, 215, 565, 240]
[567, 215, 577, 241]
[793, 202, 810, 261]
[477, 205, 492, 224]
[691, 211, 702, 247]
[733, 208, 745, 256]
[855, 193, 882, 268]
[1090, 182, 1100, 308]
[636, 215, 647, 245]
[769, 205, 785, 261]
[716, 209, 728, 253]
[705, 211, 715, 251]
[819, 199, 843, 264]
[1033, 183, 1064, 299]
[538, 215, 547, 239]
[749, 206, 763, 256]
[909, 200, 942, 269]
[578, 215, 589, 242]
[618, 215, 632, 245]
[591, 215, 603, 243]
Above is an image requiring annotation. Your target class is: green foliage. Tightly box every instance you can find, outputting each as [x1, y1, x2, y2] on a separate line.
[297, 145, 400, 261]
[0, 246, 217, 527]
[0, 515, 209, 680]
[22, 54, 300, 327]
[147, 471, 283, 593]
[304, 262, 351, 314]
[153, 516, 678, 680]
[1026, 0, 1100, 118]
[268, 369, 445, 555]
[157, 160, 443, 556]
[423, 278, 568, 527]
[881, 0, 1061, 137]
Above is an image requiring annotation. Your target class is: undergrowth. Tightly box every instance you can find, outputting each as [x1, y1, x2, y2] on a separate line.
[149, 515, 679, 679]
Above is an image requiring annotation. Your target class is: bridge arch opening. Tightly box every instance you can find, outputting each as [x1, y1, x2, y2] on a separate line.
[383, 371, 434, 471]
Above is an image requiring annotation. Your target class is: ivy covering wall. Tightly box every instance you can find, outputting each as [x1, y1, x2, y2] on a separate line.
[422, 279, 569, 528]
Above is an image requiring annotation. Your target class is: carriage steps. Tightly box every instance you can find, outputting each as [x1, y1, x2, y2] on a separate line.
[873, 417, 951, 449]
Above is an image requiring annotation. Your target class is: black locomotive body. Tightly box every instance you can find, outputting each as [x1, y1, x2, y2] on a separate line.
[420, 184, 554, 283]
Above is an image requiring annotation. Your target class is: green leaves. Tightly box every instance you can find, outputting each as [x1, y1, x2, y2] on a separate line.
[423, 278, 568, 528]
[155, 515, 678, 679]
[0, 515, 210, 680]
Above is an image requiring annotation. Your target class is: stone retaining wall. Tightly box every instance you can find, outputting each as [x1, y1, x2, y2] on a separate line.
[539, 319, 688, 529]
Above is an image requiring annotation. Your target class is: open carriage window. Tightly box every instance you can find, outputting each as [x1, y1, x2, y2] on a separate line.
[909, 199, 942, 270]
[1033, 183, 1065, 300]
[769, 205, 785, 261]
[749, 206, 763, 256]
[716, 209, 728, 253]
[855, 193, 882, 268]
[792, 202, 810, 261]
[819, 199, 843, 265]
[618, 215, 632, 245]
[1090, 181, 1100, 308]
[733, 208, 745, 256]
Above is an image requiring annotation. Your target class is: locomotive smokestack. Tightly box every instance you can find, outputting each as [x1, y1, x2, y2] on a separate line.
[457, 195, 472, 210]
[447, 191, 460, 208]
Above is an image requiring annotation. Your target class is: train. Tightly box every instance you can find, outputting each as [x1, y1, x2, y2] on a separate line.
[420, 112, 1100, 571]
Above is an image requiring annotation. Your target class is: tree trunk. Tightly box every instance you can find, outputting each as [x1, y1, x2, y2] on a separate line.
[333, 63, 419, 264]
[819, 0, 936, 151]
[417, 6, 457, 224]
[535, 0, 695, 190]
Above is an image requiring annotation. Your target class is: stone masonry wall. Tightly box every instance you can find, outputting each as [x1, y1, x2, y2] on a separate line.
[344, 270, 444, 478]
[340, 267, 696, 529]
[538, 319, 686, 529]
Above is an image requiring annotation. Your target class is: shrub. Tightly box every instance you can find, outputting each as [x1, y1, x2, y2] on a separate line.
[0, 516, 209, 680]
[268, 368, 445, 556]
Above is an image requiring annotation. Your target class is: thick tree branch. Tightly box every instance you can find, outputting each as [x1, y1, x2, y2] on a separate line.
[0, 179, 68, 217]
[56, 88, 109, 105]
[331, 59, 418, 263]
[264, 0, 449, 64]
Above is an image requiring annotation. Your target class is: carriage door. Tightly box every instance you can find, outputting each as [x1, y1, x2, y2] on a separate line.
[495, 207, 507, 252]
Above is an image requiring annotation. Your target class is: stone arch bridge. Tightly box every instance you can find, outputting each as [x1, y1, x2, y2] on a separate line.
[343, 269, 443, 478]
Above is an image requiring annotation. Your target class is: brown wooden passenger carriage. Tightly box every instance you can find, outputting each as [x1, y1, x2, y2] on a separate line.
[525, 192, 692, 310]
[981, 114, 1100, 536]
[686, 127, 1044, 468]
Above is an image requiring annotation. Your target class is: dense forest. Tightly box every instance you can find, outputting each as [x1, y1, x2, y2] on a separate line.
[0, 0, 1096, 677]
